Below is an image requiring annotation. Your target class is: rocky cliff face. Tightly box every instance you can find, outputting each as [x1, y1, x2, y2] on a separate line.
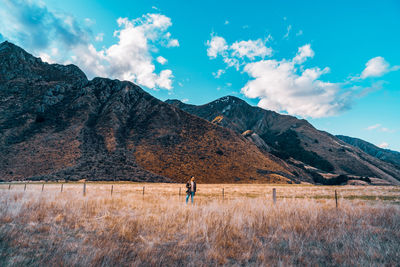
[0, 41, 296, 183]
[166, 96, 400, 184]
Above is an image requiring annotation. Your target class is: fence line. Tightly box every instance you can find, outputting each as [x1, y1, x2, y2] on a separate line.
[1, 183, 343, 208]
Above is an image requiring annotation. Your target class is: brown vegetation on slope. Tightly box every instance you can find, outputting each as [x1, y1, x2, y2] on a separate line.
[131, 102, 291, 183]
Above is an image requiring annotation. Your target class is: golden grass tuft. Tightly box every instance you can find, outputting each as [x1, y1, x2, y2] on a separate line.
[0, 183, 399, 266]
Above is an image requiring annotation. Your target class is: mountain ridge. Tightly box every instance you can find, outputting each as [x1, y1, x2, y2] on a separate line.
[166, 97, 400, 184]
[0, 41, 297, 183]
[336, 135, 400, 167]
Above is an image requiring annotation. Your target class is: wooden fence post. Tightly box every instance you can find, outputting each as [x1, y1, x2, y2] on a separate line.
[179, 187, 181, 199]
[222, 188, 224, 200]
[24, 183, 27, 191]
[83, 183, 86, 196]
[335, 190, 338, 209]
[61, 184, 63, 192]
[143, 186, 145, 196]
[8, 184, 11, 190]
[42, 183, 44, 192]
[111, 185, 113, 196]
[272, 188, 276, 204]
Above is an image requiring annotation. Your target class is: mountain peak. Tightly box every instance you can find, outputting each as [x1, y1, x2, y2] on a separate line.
[0, 41, 87, 83]
[0, 40, 15, 49]
[0, 40, 33, 58]
[211, 95, 246, 106]
[165, 99, 183, 105]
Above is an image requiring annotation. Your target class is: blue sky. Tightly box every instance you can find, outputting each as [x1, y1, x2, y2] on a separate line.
[0, 0, 399, 151]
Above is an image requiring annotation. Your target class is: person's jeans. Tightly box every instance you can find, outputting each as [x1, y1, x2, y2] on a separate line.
[186, 192, 194, 204]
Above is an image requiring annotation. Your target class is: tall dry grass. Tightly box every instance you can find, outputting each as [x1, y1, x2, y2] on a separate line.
[0, 183, 399, 266]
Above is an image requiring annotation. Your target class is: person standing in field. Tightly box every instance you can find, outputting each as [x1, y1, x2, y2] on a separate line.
[186, 176, 196, 204]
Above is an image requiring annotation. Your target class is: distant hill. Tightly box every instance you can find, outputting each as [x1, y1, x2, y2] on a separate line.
[336, 135, 400, 168]
[166, 97, 400, 184]
[0, 41, 296, 183]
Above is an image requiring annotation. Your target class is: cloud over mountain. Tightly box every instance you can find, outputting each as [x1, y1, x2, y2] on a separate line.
[71, 14, 177, 90]
[241, 49, 351, 118]
[206, 35, 352, 118]
[0, 0, 177, 90]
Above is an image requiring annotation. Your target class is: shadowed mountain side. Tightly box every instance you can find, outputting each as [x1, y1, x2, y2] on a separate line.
[336, 135, 400, 168]
[0, 41, 295, 183]
[166, 97, 400, 184]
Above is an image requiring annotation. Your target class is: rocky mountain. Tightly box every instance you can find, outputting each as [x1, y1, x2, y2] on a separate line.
[166, 97, 400, 185]
[336, 135, 400, 168]
[0, 41, 298, 183]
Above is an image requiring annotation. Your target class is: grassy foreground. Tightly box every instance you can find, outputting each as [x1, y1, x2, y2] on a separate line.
[1, 183, 399, 266]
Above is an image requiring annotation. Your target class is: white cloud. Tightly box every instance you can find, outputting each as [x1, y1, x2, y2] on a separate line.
[296, 30, 303, 36]
[212, 69, 225, 78]
[156, 56, 167, 65]
[206, 35, 228, 58]
[71, 13, 178, 90]
[84, 18, 95, 26]
[206, 37, 355, 117]
[378, 142, 389, 149]
[380, 127, 395, 133]
[0, 0, 90, 51]
[207, 33, 378, 117]
[360, 56, 399, 79]
[0, 1, 177, 90]
[240, 43, 351, 118]
[230, 39, 272, 59]
[224, 20, 229, 25]
[356, 80, 385, 97]
[155, 69, 173, 89]
[38, 47, 59, 63]
[207, 34, 272, 71]
[283, 25, 292, 39]
[95, 33, 104, 42]
[365, 124, 395, 133]
[38, 52, 55, 63]
[293, 44, 314, 64]
[182, 98, 189, 103]
[167, 38, 179, 47]
[366, 124, 381, 130]
[241, 58, 347, 117]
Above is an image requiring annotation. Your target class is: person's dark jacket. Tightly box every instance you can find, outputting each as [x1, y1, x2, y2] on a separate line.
[186, 181, 197, 194]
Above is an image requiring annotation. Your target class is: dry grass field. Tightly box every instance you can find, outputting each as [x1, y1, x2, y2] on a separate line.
[1, 182, 400, 266]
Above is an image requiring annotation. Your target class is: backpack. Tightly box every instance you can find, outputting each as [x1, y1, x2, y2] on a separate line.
[185, 182, 190, 194]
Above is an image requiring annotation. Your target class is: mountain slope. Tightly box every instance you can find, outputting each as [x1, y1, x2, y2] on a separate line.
[336, 135, 400, 168]
[166, 96, 400, 184]
[0, 41, 295, 183]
